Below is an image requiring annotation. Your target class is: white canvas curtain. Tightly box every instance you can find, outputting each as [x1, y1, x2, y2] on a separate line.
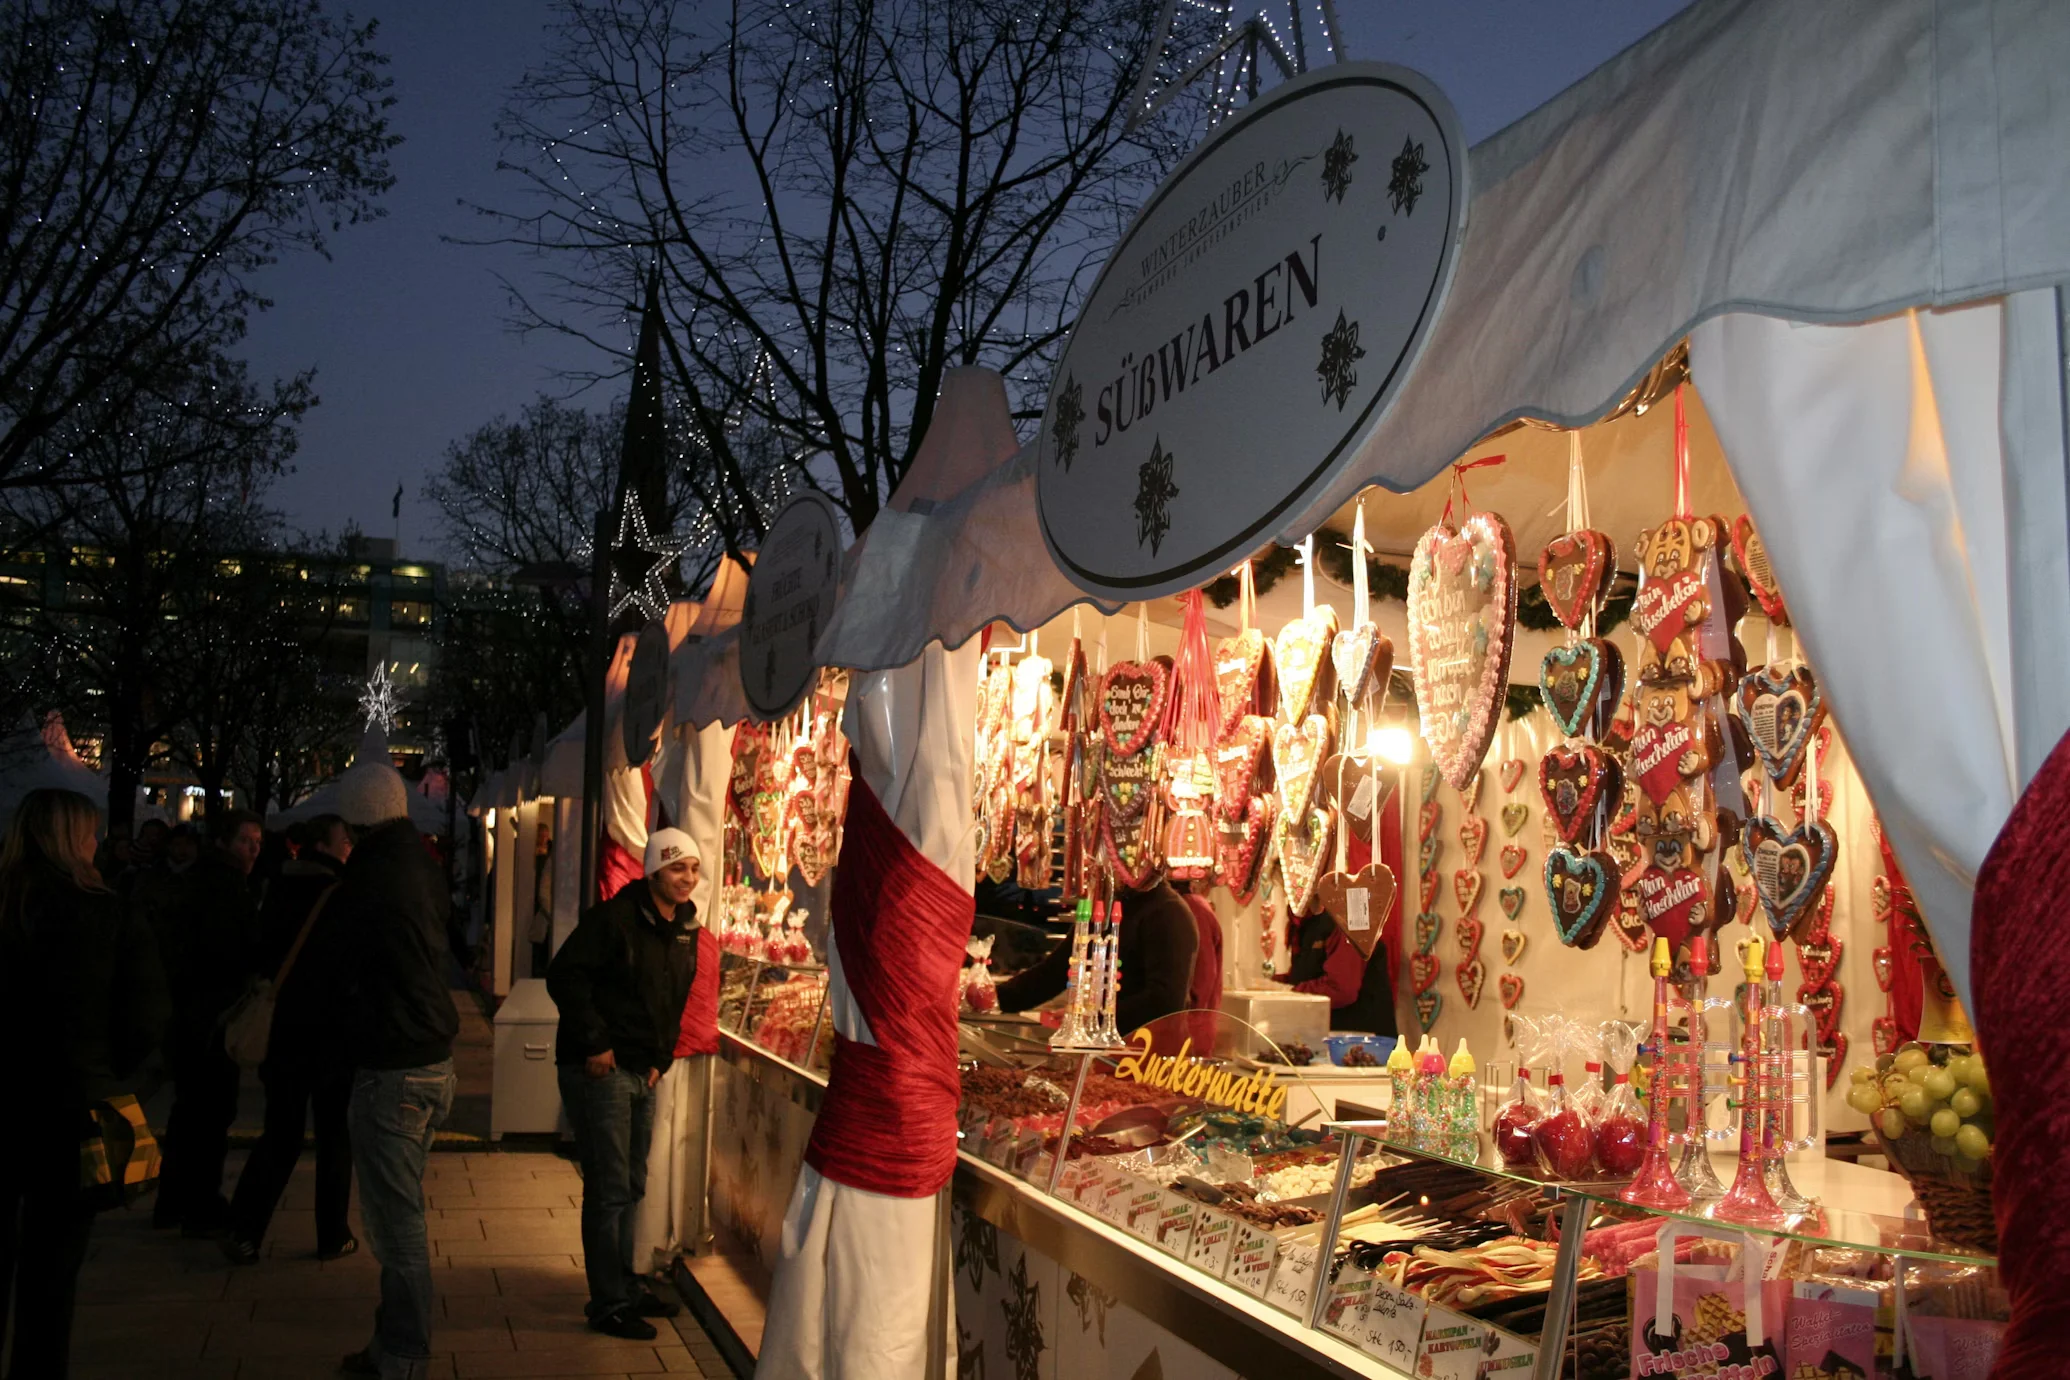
[1691, 292, 2070, 1006]
[756, 640, 977, 1380]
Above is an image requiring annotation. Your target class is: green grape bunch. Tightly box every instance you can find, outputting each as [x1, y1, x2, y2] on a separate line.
[1846, 1043, 1993, 1165]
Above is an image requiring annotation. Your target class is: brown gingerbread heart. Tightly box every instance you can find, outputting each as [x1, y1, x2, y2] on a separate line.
[1453, 868, 1483, 916]
[1537, 529, 1615, 631]
[1275, 606, 1338, 723]
[1331, 622, 1392, 707]
[1318, 752, 1384, 844]
[1498, 972, 1525, 1009]
[1456, 913, 1483, 964]
[1456, 959, 1486, 1009]
[1275, 805, 1335, 917]
[1099, 658, 1172, 757]
[1214, 629, 1269, 736]
[1797, 933, 1843, 990]
[1539, 745, 1621, 844]
[1418, 800, 1441, 842]
[1214, 716, 1272, 823]
[1408, 513, 1518, 792]
[1458, 813, 1488, 867]
[1628, 712, 1721, 805]
[1272, 715, 1333, 823]
[1731, 514, 1789, 626]
[1103, 807, 1163, 890]
[1633, 864, 1710, 952]
[1216, 795, 1274, 902]
[1318, 862, 1396, 958]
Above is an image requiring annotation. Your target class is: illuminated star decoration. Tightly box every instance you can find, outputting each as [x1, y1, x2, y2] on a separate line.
[1317, 311, 1367, 411]
[1321, 128, 1357, 203]
[607, 491, 691, 623]
[358, 664, 402, 734]
[1133, 438, 1179, 556]
[1388, 135, 1429, 216]
[1050, 374, 1085, 471]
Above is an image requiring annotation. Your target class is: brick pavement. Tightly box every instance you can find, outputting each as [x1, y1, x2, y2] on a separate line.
[69, 1149, 733, 1379]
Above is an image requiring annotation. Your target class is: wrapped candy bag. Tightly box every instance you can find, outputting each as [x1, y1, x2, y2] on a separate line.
[963, 934, 1000, 1013]
[1595, 1020, 1647, 1176]
[783, 907, 813, 966]
[1569, 1023, 1609, 1130]
[1532, 1015, 1598, 1180]
[1494, 1015, 1546, 1169]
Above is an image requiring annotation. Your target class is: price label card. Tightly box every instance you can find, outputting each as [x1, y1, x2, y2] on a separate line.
[1349, 774, 1377, 820]
[1224, 1222, 1278, 1300]
[1360, 1279, 1427, 1371]
[1319, 1261, 1376, 1342]
[1186, 1207, 1236, 1278]
[1069, 1161, 1106, 1208]
[1265, 1241, 1318, 1318]
[1474, 1327, 1537, 1377]
[1152, 1190, 1196, 1258]
[1123, 1181, 1165, 1243]
[1347, 886, 1372, 932]
[1097, 1171, 1132, 1225]
[1053, 1160, 1085, 1202]
[1416, 1305, 1491, 1380]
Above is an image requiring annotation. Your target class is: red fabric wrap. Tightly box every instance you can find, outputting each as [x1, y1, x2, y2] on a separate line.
[676, 928, 721, 1057]
[804, 764, 974, 1198]
[1974, 728, 2070, 1378]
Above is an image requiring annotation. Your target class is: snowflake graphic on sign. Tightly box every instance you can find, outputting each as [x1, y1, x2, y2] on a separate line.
[1133, 438, 1179, 555]
[1388, 134, 1429, 216]
[1050, 374, 1085, 471]
[1317, 311, 1367, 411]
[1321, 128, 1357, 203]
[359, 664, 402, 733]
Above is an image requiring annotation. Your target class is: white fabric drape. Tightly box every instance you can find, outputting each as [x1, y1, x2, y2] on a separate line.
[1690, 295, 2070, 1008]
[756, 640, 978, 1380]
[633, 1053, 712, 1273]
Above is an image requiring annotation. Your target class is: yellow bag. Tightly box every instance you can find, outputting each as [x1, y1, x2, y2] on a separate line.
[79, 1094, 160, 1211]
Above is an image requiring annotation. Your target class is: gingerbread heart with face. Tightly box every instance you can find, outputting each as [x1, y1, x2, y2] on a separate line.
[1099, 657, 1172, 757]
[1538, 529, 1616, 631]
[1318, 862, 1395, 958]
[1539, 639, 1624, 741]
[1731, 514, 1789, 626]
[1456, 959, 1486, 1010]
[1214, 629, 1270, 736]
[1216, 796, 1274, 902]
[1331, 622, 1392, 707]
[1214, 716, 1272, 823]
[1543, 846, 1619, 948]
[1498, 973, 1525, 1010]
[1408, 512, 1518, 792]
[1737, 664, 1825, 787]
[1743, 815, 1837, 940]
[1272, 714, 1333, 823]
[1539, 745, 1621, 844]
[1274, 805, 1335, 917]
[1275, 606, 1338, 723]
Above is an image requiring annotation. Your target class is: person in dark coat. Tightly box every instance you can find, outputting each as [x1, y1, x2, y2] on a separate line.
[996, 879, 1199, 1049]
[1280, 908, 1398, 1037]
[547, 828, 702, 1340]
[0, 788, 170, 1378]
[154, 807, 263, 1234]
[221, 813, 356, 1264]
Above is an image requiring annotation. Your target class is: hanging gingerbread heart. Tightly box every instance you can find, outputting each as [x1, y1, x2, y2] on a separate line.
[1628, 711, 1722, 805]
[1797, 934, 1843, 990]
[1453, 868, 1483, 916]
[1737, 664, 1825, 787]
[1418, 835, 1441, 876]
[1099, 658, 1172, 757]
[1499, 803, 1528, 837]
[1418, 800, 1441, 842]
[1537, 639, 1623, 742]
[1730, 515, 1789, 626]
[1538, 529, 1616, 630]
[1460, 769, 1484, 815]
[1872, 946, 1894, 993]
[1318, 862, 1395, 958]
[1410, 951, 1441, 994]
[1456, 913, 1484, 964]
[1275, 806, 1335, 917]
[1414, 911, 1442, 954]
[1419, 871, 1440, 913]
[1415, 990, 1443, 1033]
[1214, 629, 1270, 736]
[1612, 891, 1650, 953]
[1543, 846, 1619, 948]
[1499, 844, 1528, 879]
[1500, 928, 1527, 964]
[1499, 758, 1527, 794]
[1632, 560, 1709, 657]
[1331, 623, 1392, 706]
[1633, 864, 1710, 952]
[1408, 511, 1518, 792]
[1275, 606, 1338, 723]
[1539, 745, 1621, 844]
[1458, 813, 1488, 868]
[1457, 959, 1486, 1009]
[1272, 714, 1333, 823]
[1102, 745, 1160, 820]
[1498, 973, 1526, 1010]
[1421, 766, 1442, 803]
[1798, 982, 1844, 1050]
[1216, 796, 1274, 902]
[1103, 808, 1163, 890]
[1871, 1017, 1900, 1057]
[1214, 716, 1272, 823]
[1742, 815, 1837, 940]
[1499, 887, 1526, 921]
[1318, 753, 1382, 844]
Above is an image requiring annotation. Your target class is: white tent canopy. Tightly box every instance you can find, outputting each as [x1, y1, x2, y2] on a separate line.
[0, 712, 107, 819]
[271, 726, 452, 835]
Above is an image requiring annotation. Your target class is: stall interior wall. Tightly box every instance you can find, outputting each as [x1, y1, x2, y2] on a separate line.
[707, 1049, 816, 1278]
[952, 1202, 1245, 1380]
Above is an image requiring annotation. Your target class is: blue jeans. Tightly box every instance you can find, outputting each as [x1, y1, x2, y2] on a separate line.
[350, 1061, 456, 1379]
[558, 1063, 655, 1318]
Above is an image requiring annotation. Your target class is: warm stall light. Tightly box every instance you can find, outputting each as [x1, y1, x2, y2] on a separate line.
[485, 809, 497, 831]
[1371, 726, 1415, 765]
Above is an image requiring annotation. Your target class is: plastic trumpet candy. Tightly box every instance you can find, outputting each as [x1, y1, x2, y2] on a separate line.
[1760, 938, 1820, 1214]
[1674, 935, 1730, 1200]
[1622, 937, 1693, 1209]
[1049, 896, 1095, 1048]
[1715, 936, 1789, 1226]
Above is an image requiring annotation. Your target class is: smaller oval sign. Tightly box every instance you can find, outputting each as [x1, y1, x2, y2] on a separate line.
[1037, 64, 1465, 600]
[739, 493, 843, 720]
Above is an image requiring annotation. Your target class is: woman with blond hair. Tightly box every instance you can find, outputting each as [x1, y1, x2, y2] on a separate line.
[0, 788, 169, 1377]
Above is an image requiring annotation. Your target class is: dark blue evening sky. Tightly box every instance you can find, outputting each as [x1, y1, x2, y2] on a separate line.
[245, 1, 1697, 555]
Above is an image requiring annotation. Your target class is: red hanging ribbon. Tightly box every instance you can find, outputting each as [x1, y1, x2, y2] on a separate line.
[1439, 454, 1508, 526]
[1673, 384, 1691, 520]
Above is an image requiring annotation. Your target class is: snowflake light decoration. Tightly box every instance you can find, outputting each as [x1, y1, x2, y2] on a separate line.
[1388, 135, 1429, 216]
[607, 491, 691, 623]
[1049, 374, 1085, 471]
[1317, 311, 1367, 410]
[1321, 128, 1357, 203]
[1133, 438, 1180, 555]
[359, 664, 402, 734]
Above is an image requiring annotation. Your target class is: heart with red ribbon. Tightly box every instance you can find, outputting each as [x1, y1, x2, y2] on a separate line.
[1214, 629, 1270, 737]
[1408, 513, 1518, 792]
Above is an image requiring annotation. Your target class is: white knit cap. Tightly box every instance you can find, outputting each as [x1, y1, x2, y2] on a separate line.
[332, 760, 410, 827]
[644, 827, 700, 876]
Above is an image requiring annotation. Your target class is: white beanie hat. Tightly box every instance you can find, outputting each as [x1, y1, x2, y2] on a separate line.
[332, 760, 411, 828]
[644, 827, 700, 876]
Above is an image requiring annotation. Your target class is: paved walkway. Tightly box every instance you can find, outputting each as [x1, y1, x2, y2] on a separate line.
[72, 1148, 731, 1379]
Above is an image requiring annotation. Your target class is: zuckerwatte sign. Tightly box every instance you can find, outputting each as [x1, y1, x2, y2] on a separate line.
[1037, 64, 1465, 600]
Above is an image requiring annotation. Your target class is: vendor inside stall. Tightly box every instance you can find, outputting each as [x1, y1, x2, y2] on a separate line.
[995, 877, 1198, 1044]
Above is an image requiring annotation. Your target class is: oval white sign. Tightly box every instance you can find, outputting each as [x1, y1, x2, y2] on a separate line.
[739, 493, 843, 720]
[1037, 64, 1465, 599]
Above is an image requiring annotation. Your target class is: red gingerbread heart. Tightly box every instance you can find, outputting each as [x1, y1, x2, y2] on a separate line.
[1453, 868, 1483, 916]
[1612, 892, 1650, 953]
[1499, 844, 1527, 879]
[1214, 716, 1272, 824]
[1730, 515, 1789, 626]
[1214, 629, 1269, 736]
[1499, 972, 1525, 1009]
[1456, 959, 1486, 1010]
[1872, 946, 1894, 993]
[1632, 568, 1708, 655]
[1798, 982, 1845, 1049]
[1539, 745, 1620, 844]
[1099, 658, 1172, 757]
[1871, 1017, 1900, 1057]
[1410, 951, 1441, 994]
[1418, 800, 1441, 842]
[1537, 529, 1615, 631]
[1628, 714, 1720, 805]
[1458, 813, 1488, 867]
[1419, 871, 1440, 913]
[1797, 934, 1843, 989]
[1633, 864, 1711, 952]
[1103, 808, 1163, 890]
[1456, 913, 1484, 964]
[1499, 758, 1527, 795]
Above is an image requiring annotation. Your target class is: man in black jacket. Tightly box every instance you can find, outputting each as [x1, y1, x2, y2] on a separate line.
[548, 827, 701, 1340]
[331, 765, 460, 1380]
